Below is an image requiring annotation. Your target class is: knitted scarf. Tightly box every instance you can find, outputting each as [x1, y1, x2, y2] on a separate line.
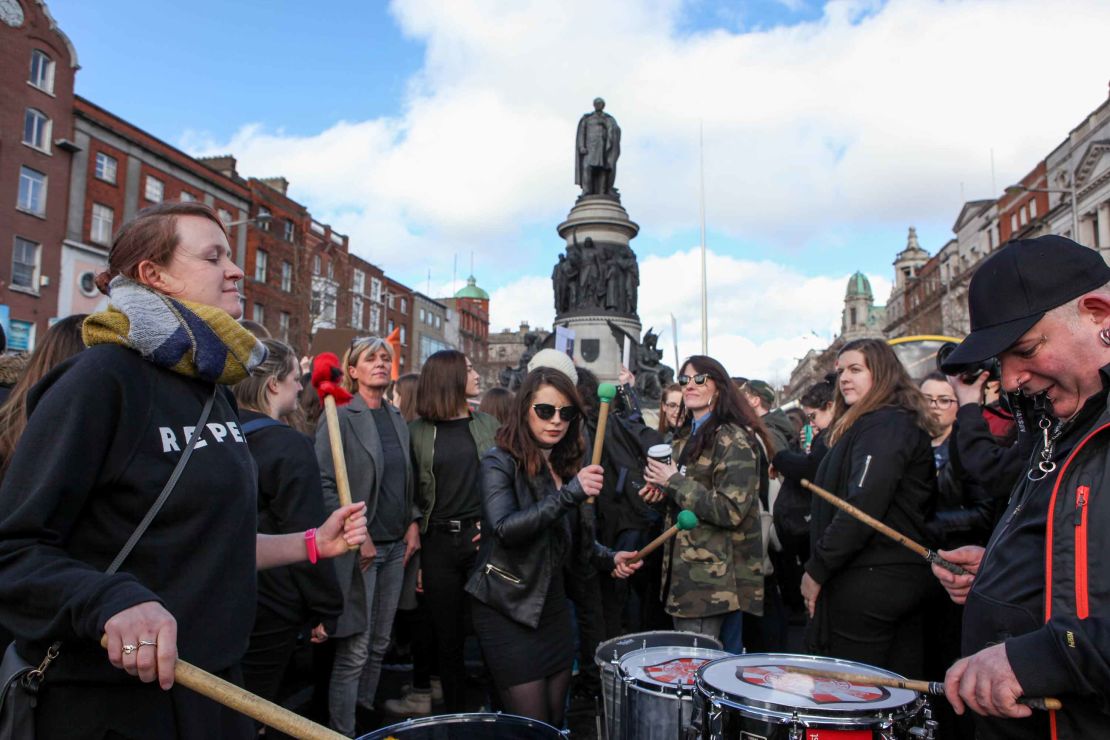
[83, 276, 267, 384]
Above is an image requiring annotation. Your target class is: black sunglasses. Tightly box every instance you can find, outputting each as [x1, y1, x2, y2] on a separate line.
[678, 373, 710, 387]
[532, 403, 579, 422]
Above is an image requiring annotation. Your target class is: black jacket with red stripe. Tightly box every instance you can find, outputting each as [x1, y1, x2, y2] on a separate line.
[963, 377, 1110, 739]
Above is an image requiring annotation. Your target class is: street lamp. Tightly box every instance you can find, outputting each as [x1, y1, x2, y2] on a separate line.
[1004, 182, 1079, 243]
[224, 212, 273, 229]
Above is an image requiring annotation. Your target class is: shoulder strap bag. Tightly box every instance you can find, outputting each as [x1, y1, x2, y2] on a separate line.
[0, 387, 217, 740]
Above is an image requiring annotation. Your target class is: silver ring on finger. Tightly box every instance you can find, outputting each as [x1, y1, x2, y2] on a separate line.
[122, 643, 137, 655]
[138, 639, 157, 648]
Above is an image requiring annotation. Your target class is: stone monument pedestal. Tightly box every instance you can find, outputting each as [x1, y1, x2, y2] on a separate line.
[553, 195, 640, 384]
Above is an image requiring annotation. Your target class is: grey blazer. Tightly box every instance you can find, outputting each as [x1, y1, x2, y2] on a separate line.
[315, 394, 415, 637]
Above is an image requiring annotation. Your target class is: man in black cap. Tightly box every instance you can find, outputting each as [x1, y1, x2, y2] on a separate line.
[935, 234, 1110, 739]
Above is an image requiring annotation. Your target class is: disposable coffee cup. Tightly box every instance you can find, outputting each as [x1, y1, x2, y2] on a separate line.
[647, 444, 673, 465]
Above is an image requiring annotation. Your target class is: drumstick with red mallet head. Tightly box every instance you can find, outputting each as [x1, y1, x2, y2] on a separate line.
[627, 509, 698, 564]
[800, 478, 970, 576]
[585, 383, 618, 505]
[311, 354, 357, 550]
[769, 664, 1062, 712]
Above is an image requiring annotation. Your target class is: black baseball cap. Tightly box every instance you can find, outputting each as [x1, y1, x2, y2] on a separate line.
[941, 235, 1110, 371]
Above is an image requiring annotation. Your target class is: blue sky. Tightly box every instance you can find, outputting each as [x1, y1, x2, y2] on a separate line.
[43, 0, 1110, 379]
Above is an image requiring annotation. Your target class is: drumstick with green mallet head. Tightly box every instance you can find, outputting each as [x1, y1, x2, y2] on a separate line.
[627, 510, 698, 564]
[768, 664, 1062, 712]
[585, 382, 618, 506]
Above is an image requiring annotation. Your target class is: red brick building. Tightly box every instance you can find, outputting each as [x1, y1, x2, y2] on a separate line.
[348, 253, 386, 338]
[384, 276, 414, 371]
[444, 275, 490, 364]
[997, 160, 1051, 244]
[0, 0, 78, 348]
[61, 101, 251, 322]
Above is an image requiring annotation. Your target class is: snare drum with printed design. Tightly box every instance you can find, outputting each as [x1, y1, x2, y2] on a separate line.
[619, 645, 731, 740]
[693, 653, 931, 740]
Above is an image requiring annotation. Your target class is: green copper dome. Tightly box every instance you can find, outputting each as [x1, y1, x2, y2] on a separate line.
[846, 271, 873, 300]
[455, 275, 489, 300]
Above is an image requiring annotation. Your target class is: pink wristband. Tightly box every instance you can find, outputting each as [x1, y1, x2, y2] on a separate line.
[305, 528, 318, 564]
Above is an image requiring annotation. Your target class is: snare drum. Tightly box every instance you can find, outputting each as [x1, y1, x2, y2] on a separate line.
[620, 645, 731, 740]
[694, 653, 928, 740]
[595, 631, 723, 740]
[359, 712, 567, 739]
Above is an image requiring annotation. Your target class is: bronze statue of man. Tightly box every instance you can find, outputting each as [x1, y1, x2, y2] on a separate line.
[575, 97, 621, 197]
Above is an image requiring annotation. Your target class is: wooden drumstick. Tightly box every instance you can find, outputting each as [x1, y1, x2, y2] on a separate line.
[101, 636, 345, 739]
[585, 383, 617, 506]
[321, 393, 353, 509]
[628, 509, 697, 564]
[773, 665, 1062, 712]
[800, 479, 970, 576]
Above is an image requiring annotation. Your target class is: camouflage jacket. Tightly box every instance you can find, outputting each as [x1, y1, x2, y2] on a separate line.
[661, 421, 765, 618]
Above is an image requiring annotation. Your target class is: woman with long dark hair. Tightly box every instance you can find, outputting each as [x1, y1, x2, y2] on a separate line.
[465, 367, 639, 726]
[407, 350, 497, 712]
[801, 338, 940, 677]
[643, 354, 772, 641]
[0, 202, 366, 738]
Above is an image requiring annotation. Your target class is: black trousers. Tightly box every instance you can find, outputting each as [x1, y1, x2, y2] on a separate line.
[241, 603, 302, 706]
[420, 522, 478, 712]
[806, 563, 934, 678]
[565, 565, 606, 690]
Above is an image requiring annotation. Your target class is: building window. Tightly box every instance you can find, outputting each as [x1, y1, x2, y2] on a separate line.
[370, 278, 382, 303]
[91, 203, 114, 245]
[283, 220, 295, 242]
[326, 260, 334, 280]
[1029, 199, 1037, 219]
[179, 192, 195, 202]
[28, 50, 55, 94]
[257, 207, 271, 231]
[11, 237, 40, 290]
[400, 298, 408, 314]
[8, 320, 35, 352]
[253, 303, 264, 324]
[281, 261, 292, 292]
[255, 249, 268, 282]
[17, 167, 46, 215]
[279, 312, 290, 340]
[435, 315, 441, 329]
[144, 175, 164, 203]
[353, 269, 365, 295]
[419, 308, 426, 323]
[388, 319, 395, 333]
[370, 305, 381, 332]
[217, 208, 232, 225]
[94, 152, 118, 184]
[313, 255, 321, 275]
[400, 326, 407, 345]
[22, 109, 51, 152]
[352, 296, 364, 329]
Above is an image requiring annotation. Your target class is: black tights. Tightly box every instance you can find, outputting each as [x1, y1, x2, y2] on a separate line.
[500, 668, 572, 728]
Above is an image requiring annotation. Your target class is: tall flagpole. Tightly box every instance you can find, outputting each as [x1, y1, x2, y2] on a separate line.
[699, 121, 708, 354]
[671, 313, 680, 370]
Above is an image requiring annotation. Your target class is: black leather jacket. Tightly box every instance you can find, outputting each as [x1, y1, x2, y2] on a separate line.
[465, 446, 616, 628]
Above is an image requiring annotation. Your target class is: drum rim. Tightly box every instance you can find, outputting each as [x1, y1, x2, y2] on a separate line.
[694, 652, 926, 722]
[594, 629, 723, 670]
[363, 711, 566, 736]
[619, 646, 733, 694]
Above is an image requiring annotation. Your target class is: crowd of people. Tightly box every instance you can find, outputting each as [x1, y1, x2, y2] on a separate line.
[0, 202, 1108, 740]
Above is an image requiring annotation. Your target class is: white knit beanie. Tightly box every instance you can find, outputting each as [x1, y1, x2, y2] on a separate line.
[527, 348, 579, 385]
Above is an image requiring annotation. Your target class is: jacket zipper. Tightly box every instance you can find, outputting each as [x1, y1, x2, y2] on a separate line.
[1075, 485, 1090, 619]
[485, 563, 522, 584]
[858, 454, 872, 488]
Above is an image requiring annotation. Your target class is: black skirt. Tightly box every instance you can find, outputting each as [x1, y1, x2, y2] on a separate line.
[471, 568, 574, 687]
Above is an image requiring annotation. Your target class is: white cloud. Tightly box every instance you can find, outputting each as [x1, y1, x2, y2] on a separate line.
[182, 0, 1110, 361]
[487, 246, 890, 385]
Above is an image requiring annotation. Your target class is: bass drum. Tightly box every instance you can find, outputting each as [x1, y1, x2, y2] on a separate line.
[693, 653, 930, 740]
[619, 645, 731, 740]
[359, 712, 567, 739]
[595, 630, 722, 740]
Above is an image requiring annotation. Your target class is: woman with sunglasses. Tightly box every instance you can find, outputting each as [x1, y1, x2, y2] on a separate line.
[642, 355, 774, 641]
[800, 338, 940, 678]
[315, 335, 419, 736]
[657, 382, 684, 442]
[466, 367, 640, 727]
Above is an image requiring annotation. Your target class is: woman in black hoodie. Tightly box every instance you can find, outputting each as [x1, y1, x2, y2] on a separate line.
[801, 338, 940, 677]
[234, 338, 343, 707]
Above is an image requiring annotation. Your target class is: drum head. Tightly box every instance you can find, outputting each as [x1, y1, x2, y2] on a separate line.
[594, 630, 723, 671]
[620, 646, 732, 694]
[696, 653, 921, 719]
[359, 712, 565, 739]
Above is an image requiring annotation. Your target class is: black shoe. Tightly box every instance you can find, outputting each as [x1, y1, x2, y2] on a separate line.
[355, 704, 383, 735]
